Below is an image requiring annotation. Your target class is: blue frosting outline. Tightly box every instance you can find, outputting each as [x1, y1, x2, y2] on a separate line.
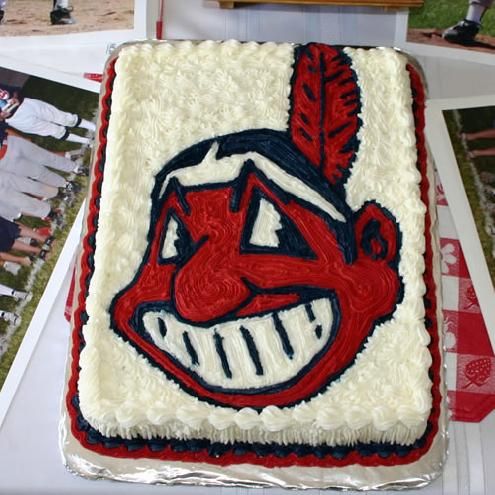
[107, 127, 404, 406]
[69, 44, 434, 463]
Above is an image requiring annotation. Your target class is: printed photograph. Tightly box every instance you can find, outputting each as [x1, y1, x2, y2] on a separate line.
[407, 0, 495, 56]
[443, 106, 495, 286]
[0, 0, 134, 37]
[0, 65, 98, 390]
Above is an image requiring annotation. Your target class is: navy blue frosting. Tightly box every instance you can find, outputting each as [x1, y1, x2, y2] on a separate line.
[72, 391, 431, 460]
[70, 44, 429, 462]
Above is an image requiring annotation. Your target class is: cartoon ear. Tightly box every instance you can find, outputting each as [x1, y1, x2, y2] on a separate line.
[354, 202, 400, 264]
[289, 43, 361, 186]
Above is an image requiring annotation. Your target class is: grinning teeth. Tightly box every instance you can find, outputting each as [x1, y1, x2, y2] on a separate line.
[141, 298, 336, 390]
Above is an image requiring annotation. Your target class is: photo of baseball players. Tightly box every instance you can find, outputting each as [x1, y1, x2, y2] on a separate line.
[0, 0, 76, 26]
[407, 0, 495, 56]
[0, 63, 98, 383]
[0, 0, 134, 37]
[443, 105, 495, 285]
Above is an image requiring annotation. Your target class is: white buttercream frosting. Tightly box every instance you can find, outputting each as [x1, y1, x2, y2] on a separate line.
[77, 42, 432, 447]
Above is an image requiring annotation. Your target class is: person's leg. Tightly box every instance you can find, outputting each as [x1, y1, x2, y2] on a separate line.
[0, 252, 31, 266]
[464, 128, 495, 141]
[6, 99, 70, 139]
[0, 282, 14, 297]
[0, 171, 58, 199]
[50, 0, 75, 25]
[7, 135, 77, 173]
[5, 158, 67, 188]
[0, 0, 6, 23]
[16, 223, 48, 244]
[0, 282, 30, 301]
[11, 240, 40, 255]
[0, 199, 21, 221]
[6, 99, 91, 143]
[0, 187, 51, 219]
[443, 0, 494, 44]
[0, 310, 20, 325]
[466, 0, 493, 23]
[469, 147, 495, 158]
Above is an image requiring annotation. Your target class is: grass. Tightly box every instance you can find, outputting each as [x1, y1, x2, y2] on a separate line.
[0, 74, 98, 389]
[443, 109, 495, 286]
[409, 0, 495, 37]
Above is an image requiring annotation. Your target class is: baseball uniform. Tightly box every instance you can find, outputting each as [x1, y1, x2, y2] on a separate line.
[0, 170, 58, 199]
[0, 84, 95, 143]
[0, 199, 20, 221]
[0, 283, 15, 297]
[0, 0, 71, 8]
[0, 186, 51, 219]
[0, 311, 20, 324]
[0, 282, 27, 299]
[471, 0, 493, 8]
[0, 134, 75, 188]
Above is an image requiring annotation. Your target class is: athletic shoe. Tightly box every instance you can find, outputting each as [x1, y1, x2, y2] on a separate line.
[73, 163, 89, 176]
[11, 290, 32, 303]
[42, 236, 55, 250]
[50, 7, 75, 25]
[65, 149, 85, 160]
[1, 311, 20, 325]
[39, 249, 50, 260]
[443, 20, 480, 45]
[72, 158, 84, 173]
[59, 193, 74, 205]
[3, 261, 21, 276]
[65, 182, 81, 194]
[42, 208, 63, 223]
[0, 10, 5, 24]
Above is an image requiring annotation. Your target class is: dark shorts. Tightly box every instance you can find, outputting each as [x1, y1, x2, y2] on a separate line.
[0, 216, 20, 251]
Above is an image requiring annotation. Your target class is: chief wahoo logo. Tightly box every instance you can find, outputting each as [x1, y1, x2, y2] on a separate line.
[110, 44, 402, 409]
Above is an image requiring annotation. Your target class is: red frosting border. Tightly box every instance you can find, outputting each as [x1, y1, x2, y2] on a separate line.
[66, 53, 442, 469]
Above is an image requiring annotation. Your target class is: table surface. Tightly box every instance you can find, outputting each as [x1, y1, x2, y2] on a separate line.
[1, 1, 495, 493]
[0, 250, 494, 494]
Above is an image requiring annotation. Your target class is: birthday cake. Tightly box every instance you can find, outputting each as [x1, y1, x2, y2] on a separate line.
[64, 41, 445, 488]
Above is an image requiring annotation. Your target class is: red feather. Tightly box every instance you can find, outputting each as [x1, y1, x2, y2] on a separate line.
[289, 43, 361, 185]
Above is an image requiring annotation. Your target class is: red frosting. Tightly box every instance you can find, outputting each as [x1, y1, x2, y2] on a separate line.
[112, 180, 401, 408]
[289, 44, 361, 184]
[66, 54, 441, 469]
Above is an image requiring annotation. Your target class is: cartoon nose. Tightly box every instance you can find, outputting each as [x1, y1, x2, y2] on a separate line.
[173, 258, 250, 324]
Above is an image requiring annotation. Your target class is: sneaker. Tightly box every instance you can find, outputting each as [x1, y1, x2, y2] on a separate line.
[0, 9, 5, 24]
[65, 149, 84, 160]
[39, 249, 50, 261]
[43, 236, 55, 248]
[11, 290, 32, 303]
[1, 311, 20, 325]
[65, 182, 81, 194]
[3, 261, 21, 276]
[44, 207, 63, 222]
[443, 20, 480, 45]
[50, 7, 75, 25]
[72, 158, 84, 174]
[73, 163, 89, 176]
[59, 193, 73, 205]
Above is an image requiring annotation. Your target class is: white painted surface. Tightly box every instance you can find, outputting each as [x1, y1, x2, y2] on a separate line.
[0, 1, 494, 493]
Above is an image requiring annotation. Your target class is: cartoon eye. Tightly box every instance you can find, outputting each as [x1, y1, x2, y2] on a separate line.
[249, 198, 282, 248]
[160, 212, 193, 263]
[242, 191, 316, 259]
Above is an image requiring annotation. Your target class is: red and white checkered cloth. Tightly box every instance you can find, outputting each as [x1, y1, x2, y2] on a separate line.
[436, 172, 495, 422]
[63, 172, 495, 422]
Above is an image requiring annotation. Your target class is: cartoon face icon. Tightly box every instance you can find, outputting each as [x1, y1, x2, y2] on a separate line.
[110, 129, 402, 409]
